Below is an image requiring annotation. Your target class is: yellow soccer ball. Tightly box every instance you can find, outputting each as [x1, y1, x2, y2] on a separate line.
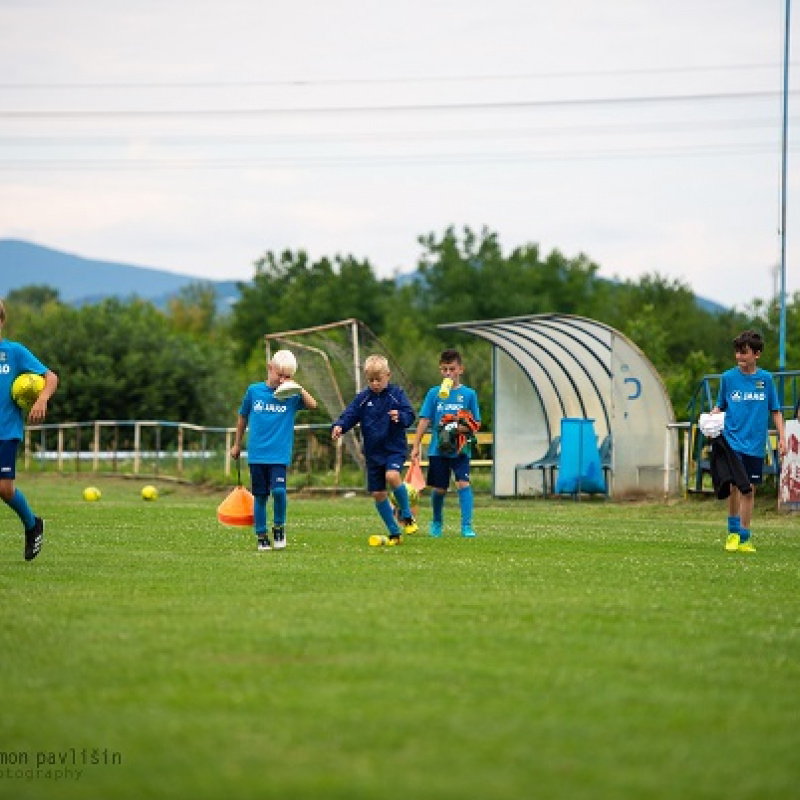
[83, 487, 101, 502]
[141, 485, 158, 501]
[388, 483, 419, 509]
[11, 372, 45, 411]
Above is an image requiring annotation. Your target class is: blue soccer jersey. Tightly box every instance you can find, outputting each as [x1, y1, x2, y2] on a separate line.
[716, 366, 780, 457]
[0, 341, 47, 441]
[238, 382, 307, 465]
[419, 384, 481, 457]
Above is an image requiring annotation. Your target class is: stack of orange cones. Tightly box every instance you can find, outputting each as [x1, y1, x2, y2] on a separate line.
[217, 484, 255, 527]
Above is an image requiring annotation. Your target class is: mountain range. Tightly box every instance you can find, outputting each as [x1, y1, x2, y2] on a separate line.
[0, 239, 241, 310]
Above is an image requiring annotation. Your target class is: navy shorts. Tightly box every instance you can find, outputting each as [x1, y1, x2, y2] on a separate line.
[427, 454, 471, 490]
[735, 451, 764, 486]
[249, 464, 287, 496]
[0, 440, 19, 480]
[366, 455, 406, 492]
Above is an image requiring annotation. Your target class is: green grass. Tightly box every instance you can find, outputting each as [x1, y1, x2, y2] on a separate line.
[1, 476, 799, 800]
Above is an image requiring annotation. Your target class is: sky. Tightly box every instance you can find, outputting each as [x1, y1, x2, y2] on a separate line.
[0, 0, 798, 309]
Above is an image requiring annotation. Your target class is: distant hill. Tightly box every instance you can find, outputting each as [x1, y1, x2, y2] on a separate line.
[0, 239, 241, 311]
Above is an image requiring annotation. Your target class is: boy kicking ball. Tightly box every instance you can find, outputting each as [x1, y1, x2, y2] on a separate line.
[332, 355, 418, 545]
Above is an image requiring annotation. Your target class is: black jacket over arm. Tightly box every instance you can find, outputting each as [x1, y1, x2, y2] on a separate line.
[709, 434, 753, 500]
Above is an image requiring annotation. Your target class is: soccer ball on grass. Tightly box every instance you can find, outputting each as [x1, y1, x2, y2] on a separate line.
[141, 485, 159, 501]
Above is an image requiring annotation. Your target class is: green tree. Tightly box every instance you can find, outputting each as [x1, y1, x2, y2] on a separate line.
[5, 284, 61, 310]
[229, 250, 394, 365]
[166, 282, 218, 337]
[15, 298, 239, 426]
[413, 226, 609, 326]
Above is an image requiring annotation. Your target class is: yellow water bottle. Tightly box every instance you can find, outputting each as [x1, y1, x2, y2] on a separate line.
[438, 378, 453, 399]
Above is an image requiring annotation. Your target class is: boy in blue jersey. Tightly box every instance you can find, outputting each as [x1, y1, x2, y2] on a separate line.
[410, 349, 481, 538]
[0, 299, 58, 561]
[230, 349, 317, 551]
[711, 330, 786, 553]
[332, 355, 418, 544]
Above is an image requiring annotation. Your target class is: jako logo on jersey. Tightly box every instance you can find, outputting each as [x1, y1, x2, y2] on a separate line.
[0, 364, 9, 374]
[730, 390, 766, 403]
[253, 401, 287, 413]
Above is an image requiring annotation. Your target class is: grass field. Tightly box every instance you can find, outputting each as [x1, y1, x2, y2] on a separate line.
[1, 476, 799, 800]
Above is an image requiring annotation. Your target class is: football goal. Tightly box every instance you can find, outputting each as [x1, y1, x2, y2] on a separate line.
[265, 318, 421, 471]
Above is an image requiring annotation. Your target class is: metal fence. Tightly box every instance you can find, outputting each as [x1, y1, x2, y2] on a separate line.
[19, 419, 496, 492]
[20, 420, 367, 488]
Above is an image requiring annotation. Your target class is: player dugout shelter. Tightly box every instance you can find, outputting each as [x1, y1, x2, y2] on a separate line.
[441, 314, 680, 498]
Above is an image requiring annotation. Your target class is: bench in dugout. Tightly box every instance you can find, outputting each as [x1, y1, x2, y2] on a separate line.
[514, 436, 561, 497]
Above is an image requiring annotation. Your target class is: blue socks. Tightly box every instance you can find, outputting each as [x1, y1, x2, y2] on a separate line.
[728, 515, 751, 542]
[431, 491, 445, 523]
[4, 488, 35, 530]
[458, 486, 474, 528]
[428, 487, 474, 529]
[392, 483, 412, 519]
[376, 498, 400, 535]
[739, 528, 751, 544]
[254, 494, 268, 536]
[272, 488, 287, 527]
[254, 490, 288, 537]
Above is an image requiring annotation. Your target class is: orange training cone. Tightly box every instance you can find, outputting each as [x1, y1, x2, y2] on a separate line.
[217, 485, 255, 527]
[405, 461, 426, 492]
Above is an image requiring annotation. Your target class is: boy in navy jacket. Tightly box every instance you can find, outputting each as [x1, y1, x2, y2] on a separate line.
[332, 355, 417, 543]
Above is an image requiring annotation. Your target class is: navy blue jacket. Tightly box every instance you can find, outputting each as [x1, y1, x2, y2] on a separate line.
[333, 384, 415, 462]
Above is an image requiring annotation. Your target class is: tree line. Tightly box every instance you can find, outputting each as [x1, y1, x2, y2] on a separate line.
[5, 226, 797, 430]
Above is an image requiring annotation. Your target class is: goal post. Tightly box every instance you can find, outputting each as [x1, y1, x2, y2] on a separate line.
[264, 318, 421, 472]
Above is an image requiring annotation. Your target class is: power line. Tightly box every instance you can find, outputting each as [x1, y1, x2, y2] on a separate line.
[0, 115, 792, 148]
[0, 141, 792, 172]
[0, 89, 792, 120]
[0, 62, 786, 91]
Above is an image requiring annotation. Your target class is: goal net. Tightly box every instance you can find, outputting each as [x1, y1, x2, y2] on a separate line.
[265, 318, 421, 471]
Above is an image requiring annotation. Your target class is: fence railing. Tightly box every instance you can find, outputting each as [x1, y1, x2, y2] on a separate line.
[21, 419, 495, 487]
[20, 420, 360, 487]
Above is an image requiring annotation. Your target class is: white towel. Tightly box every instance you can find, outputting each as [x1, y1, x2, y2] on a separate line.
[699, 412, 725, 439]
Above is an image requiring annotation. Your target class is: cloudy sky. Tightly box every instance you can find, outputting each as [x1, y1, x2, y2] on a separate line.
[0, 0, 797, 308]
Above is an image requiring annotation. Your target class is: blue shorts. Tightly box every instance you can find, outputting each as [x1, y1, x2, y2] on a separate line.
[0, 440, 19, 480]
[735, 451, 764, 485]
[248, 464, 287, 496]
[427, 454, 471, 490]
[366, 454, 406, 492]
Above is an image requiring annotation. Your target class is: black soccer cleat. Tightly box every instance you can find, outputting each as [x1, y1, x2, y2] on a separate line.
[273, 526, 286, 550]
[24, 516, 44, 561]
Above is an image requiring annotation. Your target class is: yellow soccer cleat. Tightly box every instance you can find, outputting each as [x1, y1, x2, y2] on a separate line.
[725, 533, 740, 552]
[738, 542, 757, 554]
[402, 518, 419, 536]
